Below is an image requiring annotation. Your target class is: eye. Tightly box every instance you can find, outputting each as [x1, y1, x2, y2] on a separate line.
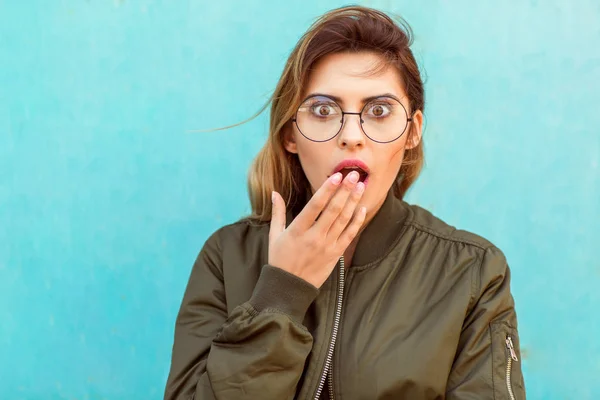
[310, 103, 339, 117]
[365, 102, 392, 118]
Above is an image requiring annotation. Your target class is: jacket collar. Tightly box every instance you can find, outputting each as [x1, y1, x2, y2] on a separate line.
[352, 189, 409, 267]
[287, 189, 409, 267]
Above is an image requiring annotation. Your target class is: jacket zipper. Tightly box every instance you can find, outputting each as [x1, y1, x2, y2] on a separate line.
[314, 256, 345, 400]
[505, 335, 519, 400]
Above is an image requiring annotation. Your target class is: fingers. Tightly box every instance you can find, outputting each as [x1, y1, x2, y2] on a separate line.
[336, 205, 367, 249]
[313, 171, 361, 233]
[326, 180, 365, 239]
[291, 172, 344, 231]
[269, 191, 287, 243]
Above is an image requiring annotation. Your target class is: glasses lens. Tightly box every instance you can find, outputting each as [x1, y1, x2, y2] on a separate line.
[361, 97, 408, 142]
[295, 96, 343, 141]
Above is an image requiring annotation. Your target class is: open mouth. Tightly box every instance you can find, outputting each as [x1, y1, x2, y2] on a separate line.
[329, 159, 371, 186]
[337, 166, 369, 183]
[328, 159, 371, 185]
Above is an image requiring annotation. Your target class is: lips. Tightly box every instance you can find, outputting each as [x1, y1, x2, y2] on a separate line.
[329, 159, 370, 184]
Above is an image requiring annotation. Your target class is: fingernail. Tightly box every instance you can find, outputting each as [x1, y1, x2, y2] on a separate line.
[271, 191, 276, 204]
[349, 171, 359, 184]
[355, 182, 365, 193]
[331, 173, 342, 185]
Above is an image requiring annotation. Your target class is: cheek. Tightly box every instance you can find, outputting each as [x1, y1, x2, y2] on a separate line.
[380, 141, 407, 174]
[390, 144, 406, 162]
[295, 140, 331, 186]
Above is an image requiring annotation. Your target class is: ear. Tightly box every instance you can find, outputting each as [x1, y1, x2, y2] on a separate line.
[283, 122, 298, 154]
[405, 109, 423, 150]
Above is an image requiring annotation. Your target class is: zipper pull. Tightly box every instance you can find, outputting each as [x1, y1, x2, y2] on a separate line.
[505, 336, 519, 362]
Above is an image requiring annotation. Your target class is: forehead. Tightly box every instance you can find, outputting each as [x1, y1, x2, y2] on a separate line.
[303, 52, 406, 103]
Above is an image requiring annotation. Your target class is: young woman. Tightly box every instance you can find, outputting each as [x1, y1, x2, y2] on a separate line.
[165, 6, 525, 400]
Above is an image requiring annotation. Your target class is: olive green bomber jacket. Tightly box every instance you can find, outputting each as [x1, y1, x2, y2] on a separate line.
[164, 191, 526, 399]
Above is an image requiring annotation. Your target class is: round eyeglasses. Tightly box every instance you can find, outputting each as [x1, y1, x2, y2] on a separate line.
[291, 95, 413, 143]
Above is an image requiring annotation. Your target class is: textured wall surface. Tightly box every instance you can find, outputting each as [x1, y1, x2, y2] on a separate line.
[1, 0, 598, 398]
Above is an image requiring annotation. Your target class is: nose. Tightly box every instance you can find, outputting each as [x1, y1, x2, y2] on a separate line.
[337, 113, 366, 149]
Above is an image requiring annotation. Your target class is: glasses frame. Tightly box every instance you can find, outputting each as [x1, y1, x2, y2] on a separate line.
[291, 95, 414, 144]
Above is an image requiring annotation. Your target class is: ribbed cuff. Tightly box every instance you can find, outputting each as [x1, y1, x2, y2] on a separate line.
[249, 265, 319, 322]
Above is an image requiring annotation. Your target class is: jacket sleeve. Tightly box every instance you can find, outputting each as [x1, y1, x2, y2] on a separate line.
[164, 229, 319, 400]
[446, 246, 526, 400]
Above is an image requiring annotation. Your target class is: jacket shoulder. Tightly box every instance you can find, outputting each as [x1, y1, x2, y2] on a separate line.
[403, 202, 497, 251]
[203, 216, 269, 252]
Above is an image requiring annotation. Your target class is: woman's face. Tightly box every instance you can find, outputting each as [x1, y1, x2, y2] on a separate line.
[284, 51, 423, 221]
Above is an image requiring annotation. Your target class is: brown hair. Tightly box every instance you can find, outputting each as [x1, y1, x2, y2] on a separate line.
[243, 6, 425, 221]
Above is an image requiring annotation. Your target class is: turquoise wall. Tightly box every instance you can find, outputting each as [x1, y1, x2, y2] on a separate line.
[1, 1, 598, 398]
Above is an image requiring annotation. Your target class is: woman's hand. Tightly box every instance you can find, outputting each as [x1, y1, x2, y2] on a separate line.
[269, 171, 367, 288]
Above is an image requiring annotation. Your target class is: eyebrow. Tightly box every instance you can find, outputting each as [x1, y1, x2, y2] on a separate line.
[303, 92, 402, 104]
